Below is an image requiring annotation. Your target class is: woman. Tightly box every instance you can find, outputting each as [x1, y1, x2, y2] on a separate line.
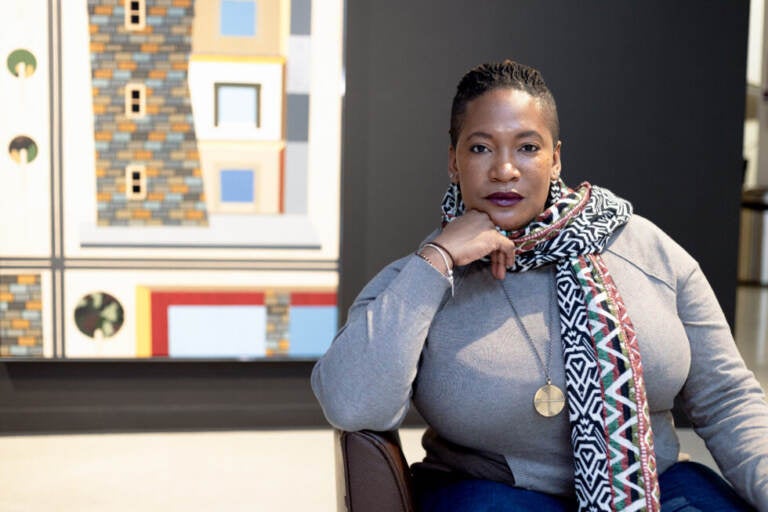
[312, 60, 768, 511]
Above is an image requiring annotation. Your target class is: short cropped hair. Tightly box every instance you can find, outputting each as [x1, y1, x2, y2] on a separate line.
[449, 60, 560, 147]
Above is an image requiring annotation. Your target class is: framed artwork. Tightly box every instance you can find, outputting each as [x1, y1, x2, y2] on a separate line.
[0, 0, 344, 360]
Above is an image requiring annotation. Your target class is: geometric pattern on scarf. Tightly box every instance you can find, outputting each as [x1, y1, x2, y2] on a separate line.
[440, 180, 660, 512]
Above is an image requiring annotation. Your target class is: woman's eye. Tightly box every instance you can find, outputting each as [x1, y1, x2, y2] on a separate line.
[469, 145, 489, 153]
[520, 144, 539, 153]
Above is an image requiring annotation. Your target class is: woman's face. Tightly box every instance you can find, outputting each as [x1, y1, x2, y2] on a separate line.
[449, 88, 561, 231]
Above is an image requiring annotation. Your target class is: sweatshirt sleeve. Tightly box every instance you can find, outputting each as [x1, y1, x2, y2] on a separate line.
[311, 253, 452, 431]
[677, 264, 768, 510]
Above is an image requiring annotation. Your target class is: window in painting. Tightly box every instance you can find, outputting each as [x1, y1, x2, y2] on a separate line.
[124, 0, 146, 30]
[126, 164, 147, 200]
[220, 169, 256, 203]
[215, 83, 260, 127]
[125, 83, 146, 118]
[220, 0, 257, 36]
[7, 49, 37, 78]
[8, 135, 38, 164]
[74, 292, 125, 339]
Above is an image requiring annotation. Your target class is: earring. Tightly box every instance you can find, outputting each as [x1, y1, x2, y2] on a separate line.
[548, 178, 562, 203]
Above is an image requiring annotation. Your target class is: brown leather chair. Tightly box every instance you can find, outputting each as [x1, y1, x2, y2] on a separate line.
[334, 429, 417, 512]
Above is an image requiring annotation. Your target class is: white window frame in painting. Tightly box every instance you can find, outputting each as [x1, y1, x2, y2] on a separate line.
[126, 164, 147, 200]
[125, 0, 146, 31]
[188, 59, 283, 141]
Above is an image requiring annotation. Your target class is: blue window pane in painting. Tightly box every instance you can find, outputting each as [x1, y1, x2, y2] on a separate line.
[216, 84, 259, 126]
[220, 0, 257, 36]
[289, 306, 337, 356]
[220, 169, 255, 202]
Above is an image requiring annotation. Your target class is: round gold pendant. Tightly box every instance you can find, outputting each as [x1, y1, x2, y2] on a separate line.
[533, 383, 565, 417]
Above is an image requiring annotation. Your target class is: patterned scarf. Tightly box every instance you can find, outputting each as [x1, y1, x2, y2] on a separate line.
[441, 179, 661, 512]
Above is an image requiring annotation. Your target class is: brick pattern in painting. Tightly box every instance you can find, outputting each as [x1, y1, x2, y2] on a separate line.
[87, 0, 207, 226]
[0, 274, 43, 357]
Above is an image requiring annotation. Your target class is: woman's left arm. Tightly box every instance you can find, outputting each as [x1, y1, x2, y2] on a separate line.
[677, 264, 768, 510]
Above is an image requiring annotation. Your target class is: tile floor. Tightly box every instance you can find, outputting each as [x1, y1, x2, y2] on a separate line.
[0, 286, 765, 511]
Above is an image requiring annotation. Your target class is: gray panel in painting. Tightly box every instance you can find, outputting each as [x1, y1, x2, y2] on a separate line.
[284, 142, 308, 214]
[286, 94, 310, 142]
[291, 0, 311, 35]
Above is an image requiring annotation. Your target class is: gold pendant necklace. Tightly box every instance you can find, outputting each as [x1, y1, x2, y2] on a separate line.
[498, 280, 565, 417]
[533, 380, 565, 417]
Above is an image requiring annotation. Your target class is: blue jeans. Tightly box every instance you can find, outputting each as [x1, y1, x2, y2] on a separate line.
[415, 462, 755, 511]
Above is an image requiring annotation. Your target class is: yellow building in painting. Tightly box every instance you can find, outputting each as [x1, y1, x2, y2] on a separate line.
[190, 0, 289, 215]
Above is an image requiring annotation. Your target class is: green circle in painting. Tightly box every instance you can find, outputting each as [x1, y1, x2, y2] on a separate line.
[7, 49, 37, 78]
[74, 292, 125, 339]
[8, 136, 38, 164]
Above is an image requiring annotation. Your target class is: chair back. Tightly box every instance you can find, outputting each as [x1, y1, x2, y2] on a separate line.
[334, 430, 416, 512]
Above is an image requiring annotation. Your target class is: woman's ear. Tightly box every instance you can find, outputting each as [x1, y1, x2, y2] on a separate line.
[448, 145, 459, 184]
[550, 141, 562, 181]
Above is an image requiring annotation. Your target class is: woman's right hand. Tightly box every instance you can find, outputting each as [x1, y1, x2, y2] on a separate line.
[429, 209, 516, 280]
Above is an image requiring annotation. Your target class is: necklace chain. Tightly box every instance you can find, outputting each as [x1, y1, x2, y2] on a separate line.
[498, 280, 557, 384]
[498, 276, 566, 418]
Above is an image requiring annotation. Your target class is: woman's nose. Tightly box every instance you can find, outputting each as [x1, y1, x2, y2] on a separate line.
[491, 160, 520, 181]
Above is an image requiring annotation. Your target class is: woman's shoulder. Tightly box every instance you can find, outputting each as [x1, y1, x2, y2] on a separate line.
[605, 214, 699, 290]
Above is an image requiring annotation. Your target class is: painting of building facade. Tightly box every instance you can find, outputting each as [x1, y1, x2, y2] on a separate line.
[0, 0, 344, 359]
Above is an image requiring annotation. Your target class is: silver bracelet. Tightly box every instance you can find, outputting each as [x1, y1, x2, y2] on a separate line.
[422, 243, 454, 297]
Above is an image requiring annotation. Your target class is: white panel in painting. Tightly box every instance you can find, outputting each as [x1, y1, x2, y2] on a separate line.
[168, 305, 267, 358]
[0, 0, 51, 257]
[61, 2, 99, 258]
[305, 0, 344, 258]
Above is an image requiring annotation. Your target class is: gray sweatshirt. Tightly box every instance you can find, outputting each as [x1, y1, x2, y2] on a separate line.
[312, 215, 768, 510]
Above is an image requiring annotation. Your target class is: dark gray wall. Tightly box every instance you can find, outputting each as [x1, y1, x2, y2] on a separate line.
[0, 1, 749, 432]
[340, 0, 749, 328]
[0, 361, 323, 433]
